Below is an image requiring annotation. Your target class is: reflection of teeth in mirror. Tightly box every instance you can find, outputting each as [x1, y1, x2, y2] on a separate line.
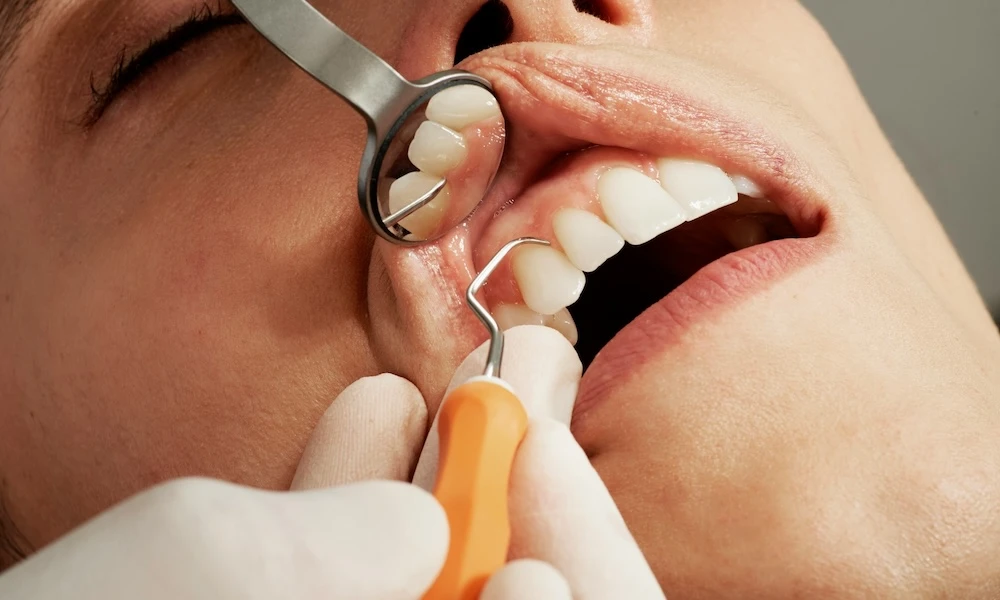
[388, 172, 451, 239]
[425, 85, 502, 131]
[407, 121, 468, 177]
[493, 303, 579, 345]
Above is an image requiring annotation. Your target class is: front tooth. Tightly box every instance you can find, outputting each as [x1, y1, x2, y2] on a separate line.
[657, 159, 738, 220]
[408, 121, 468, 177]
[548, 308, 579, 345]
[388, 172, 451, 239]
[597, 168, 686, 245]
[493, 303, 547, 331]
[512, 245, 585, 316]
[492, 304, 579, 345]
[425, 85, 502, 130]
[730, 174, 764, 198]
[552, 208, 625, 272]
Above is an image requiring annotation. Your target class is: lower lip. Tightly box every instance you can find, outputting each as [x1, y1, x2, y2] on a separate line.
[571, 235, 827, 423]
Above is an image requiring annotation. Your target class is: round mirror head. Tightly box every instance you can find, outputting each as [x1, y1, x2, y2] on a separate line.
[370, 80, 506, 244]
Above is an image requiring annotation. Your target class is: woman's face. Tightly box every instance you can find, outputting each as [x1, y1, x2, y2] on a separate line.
[2, 0, 999, 593]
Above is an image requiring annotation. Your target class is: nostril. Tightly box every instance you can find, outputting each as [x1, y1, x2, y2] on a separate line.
[573, 0, 617, 24]
[454, 0, 514, 65]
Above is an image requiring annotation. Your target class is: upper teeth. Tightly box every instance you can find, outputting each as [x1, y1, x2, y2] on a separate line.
[511, 244, 586, 316]
[504, 159, 765, 342]
[552, 208, 625, 272]
[656, 159, 739, 220]
[730, 174, 765, 198]
[425, 85, 501, 130]
[597, 167, 687, 246]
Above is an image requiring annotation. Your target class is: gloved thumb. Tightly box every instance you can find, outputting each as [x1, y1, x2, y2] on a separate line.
[411, 325, 582, 490]
[273, 480, 450, 599]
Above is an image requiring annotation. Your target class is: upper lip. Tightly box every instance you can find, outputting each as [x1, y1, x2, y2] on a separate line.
[458, 41, 830, 243]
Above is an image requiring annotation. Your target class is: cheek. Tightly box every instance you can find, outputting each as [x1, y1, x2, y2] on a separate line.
[572, 231, 999, 594]
[653, 2, 996, 343]
[366, 238, 485, 412]
[654, 2, 870, 159]
[1, 200, 376, 547]
[0, 78, 383, 547]
[319, 0, 414, 68]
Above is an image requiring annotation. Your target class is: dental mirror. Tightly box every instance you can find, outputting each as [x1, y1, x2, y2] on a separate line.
[232, 0, 506, 245]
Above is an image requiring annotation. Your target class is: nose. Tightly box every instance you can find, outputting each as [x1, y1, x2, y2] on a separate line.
[454, 0, 654, 63]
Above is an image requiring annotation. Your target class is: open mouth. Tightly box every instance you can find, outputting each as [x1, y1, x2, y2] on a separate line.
[442, 43, 830, 381]
[471, 148, 817, 374]
[569, 188, 799, 370]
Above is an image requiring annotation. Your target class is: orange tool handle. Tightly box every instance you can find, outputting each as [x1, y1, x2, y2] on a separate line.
[423, 378, 528, 600]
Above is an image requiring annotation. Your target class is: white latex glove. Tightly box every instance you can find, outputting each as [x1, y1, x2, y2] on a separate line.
[0, 326, 664, 599]
[0, 375, 447, 600]
[414, 325, 667, 600]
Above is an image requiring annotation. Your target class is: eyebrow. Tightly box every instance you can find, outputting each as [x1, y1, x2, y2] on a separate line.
[0, 0, 43, 82]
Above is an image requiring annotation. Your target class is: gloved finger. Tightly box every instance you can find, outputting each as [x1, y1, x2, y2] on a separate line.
[412, 325, 581, 490]
[0, 479, 448, 600]
[480, 559, 572, 600]
[292, 374, 428, 490]
[277, 481, 449, 599]
[508, 419, 666, 600]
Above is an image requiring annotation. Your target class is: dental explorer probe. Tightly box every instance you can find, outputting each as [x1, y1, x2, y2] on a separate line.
[424, 237, 551, 600]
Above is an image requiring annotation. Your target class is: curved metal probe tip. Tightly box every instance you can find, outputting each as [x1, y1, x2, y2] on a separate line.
[467, 237, 551, 379]
[383, 178, 447, 228]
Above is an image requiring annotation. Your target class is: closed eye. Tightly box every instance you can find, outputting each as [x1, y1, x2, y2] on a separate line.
[84, 4, 246, 127]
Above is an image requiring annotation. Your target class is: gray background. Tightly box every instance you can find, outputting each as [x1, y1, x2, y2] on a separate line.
[801, 1, 999, 320]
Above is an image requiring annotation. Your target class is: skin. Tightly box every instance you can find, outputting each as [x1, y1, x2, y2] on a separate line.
[1, 0, 998, 596]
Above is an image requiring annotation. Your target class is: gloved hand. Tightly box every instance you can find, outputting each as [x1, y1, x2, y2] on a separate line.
[0, 326, 664, 599]
[0, 374, 447, 600]
[414, 325, 666, 600]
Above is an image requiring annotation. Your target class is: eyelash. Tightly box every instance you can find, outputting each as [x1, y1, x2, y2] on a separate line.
[84, 3, 244, 127]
